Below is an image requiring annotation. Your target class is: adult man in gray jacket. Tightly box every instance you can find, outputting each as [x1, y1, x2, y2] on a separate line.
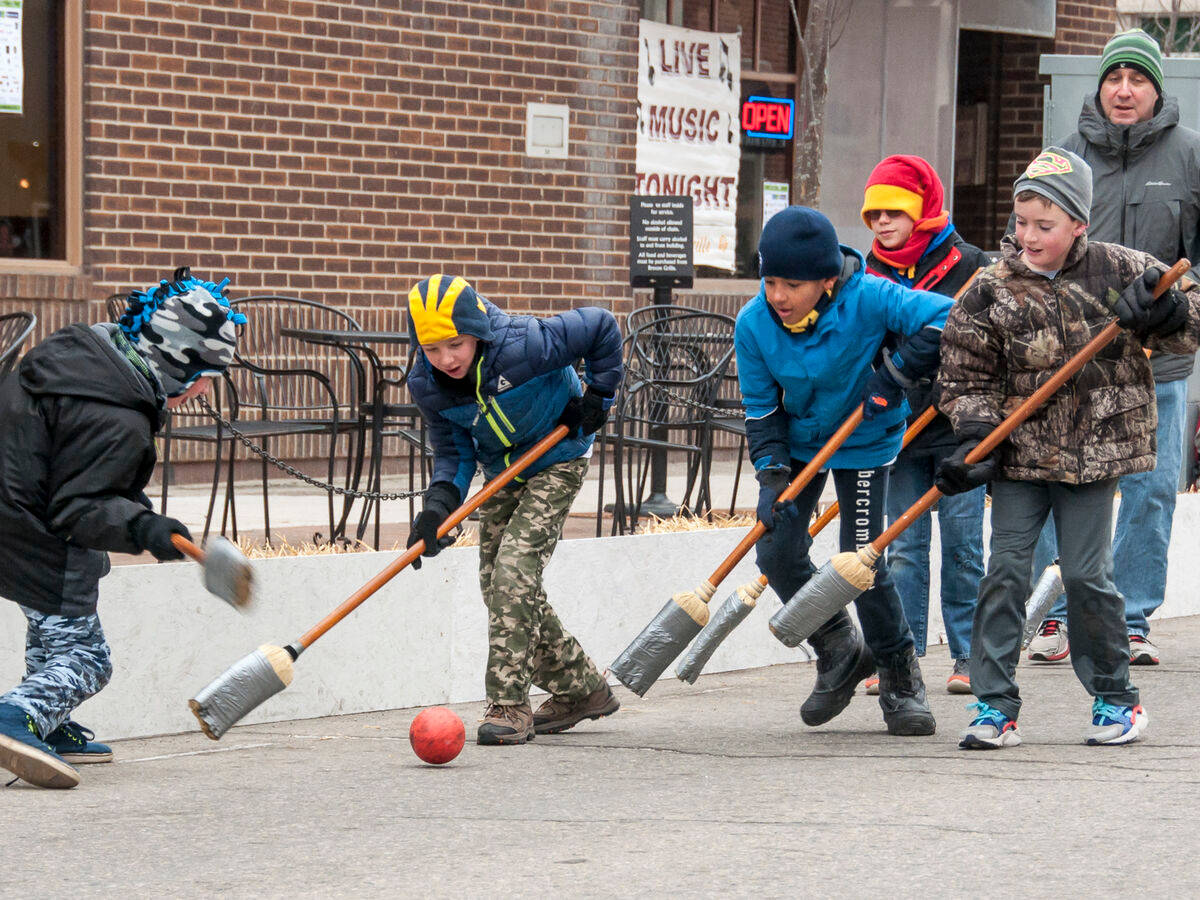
[1027, 28, 1200, 666]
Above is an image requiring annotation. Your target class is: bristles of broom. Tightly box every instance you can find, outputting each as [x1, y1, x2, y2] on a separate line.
[830, 545, 879, 592]
[608, 580, 717, 696]
[189, 643, 295, 741]
[675, 577, 767, 683]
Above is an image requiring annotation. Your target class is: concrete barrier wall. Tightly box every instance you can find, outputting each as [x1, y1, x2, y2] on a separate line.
[4, 495, 1200, 740]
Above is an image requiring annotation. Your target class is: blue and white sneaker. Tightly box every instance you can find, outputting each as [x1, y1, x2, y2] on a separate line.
[959, 701, 1021, 750]
[46, 721, 113, 764]
[0, 703, 80, 789]
[1085, 699, 1148, 746]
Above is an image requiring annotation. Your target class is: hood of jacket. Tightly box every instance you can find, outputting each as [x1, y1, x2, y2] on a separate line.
[1076, 93, 1180, 159]
[19, 323, 164, 431]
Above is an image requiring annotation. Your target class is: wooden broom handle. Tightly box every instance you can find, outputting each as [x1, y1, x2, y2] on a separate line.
[295, 425, 570, 649]
[171, 533, 205, 563]
[871, 257, 1190, 555]
[751, 404, 940, 588]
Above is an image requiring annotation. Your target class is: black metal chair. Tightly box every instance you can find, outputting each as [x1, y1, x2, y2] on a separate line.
[0, 311, 36, 375]
[603, 307, 736, 534]
[224, 296, 369, 543]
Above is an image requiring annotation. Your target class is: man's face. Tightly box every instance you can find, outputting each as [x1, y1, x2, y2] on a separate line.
[1099, 66, 1157, 125]
[763, 276, 837, 325]
[423, 334, 478, 379]
[1014, 196, 1087, 273]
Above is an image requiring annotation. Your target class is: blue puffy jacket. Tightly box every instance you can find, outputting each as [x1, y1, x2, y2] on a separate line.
[735, 247, 953, 470]
[408, 300, 624, 499]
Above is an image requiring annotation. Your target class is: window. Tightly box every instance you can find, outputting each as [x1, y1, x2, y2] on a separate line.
[0, 0, 81, 269]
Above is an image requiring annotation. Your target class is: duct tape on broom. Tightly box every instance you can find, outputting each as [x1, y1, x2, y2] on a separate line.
[674, 405, 938, 684]
[768, 259, 1191, 648]
[188, 425, 570, 740]
[608, 406, 867, 697]
[1021, 563, 1064, 649]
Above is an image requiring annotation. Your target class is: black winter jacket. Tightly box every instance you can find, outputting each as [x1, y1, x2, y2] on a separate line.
[0, 323, 163, 616]
[866, 232, 990, 459]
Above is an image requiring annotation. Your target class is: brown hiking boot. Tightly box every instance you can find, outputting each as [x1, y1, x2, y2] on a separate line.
[476, 702, 534, 746]
[533, 683, 620, 735]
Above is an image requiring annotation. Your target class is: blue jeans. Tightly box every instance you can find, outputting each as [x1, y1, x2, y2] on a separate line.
[1036, 378, 1188, 635]
[886, 453, 985, 658]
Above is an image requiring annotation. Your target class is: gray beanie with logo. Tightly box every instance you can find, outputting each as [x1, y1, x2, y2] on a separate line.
[1012, 146, 1093, 224]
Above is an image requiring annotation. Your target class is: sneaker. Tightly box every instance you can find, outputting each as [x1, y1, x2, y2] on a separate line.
[864, 674, 879, 695]
[1085, 699, 1148, 746]
[1129, 634, 1160, 666]
[533, 683, 620, 735]
[1027, 620, 1069, 662]
[959, 701, 1021, 750]
[45, 721, 113, 764]
[0, 703, 80, 789]
[476, 702, 534, 746]
[946, 658, 971, 694]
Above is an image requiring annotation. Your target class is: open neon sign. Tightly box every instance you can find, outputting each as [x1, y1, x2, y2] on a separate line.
[741, 96, 794, 140]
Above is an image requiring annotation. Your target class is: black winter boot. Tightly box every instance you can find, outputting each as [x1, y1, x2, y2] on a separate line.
[800, 618, 876, 726]
[876, 647, 936, 736]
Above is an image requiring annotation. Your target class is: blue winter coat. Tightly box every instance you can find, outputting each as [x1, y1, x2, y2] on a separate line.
[735, 247, 953, 470]
[408, 300, 624, 499]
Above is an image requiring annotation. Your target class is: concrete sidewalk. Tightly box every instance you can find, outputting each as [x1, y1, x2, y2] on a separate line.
[6, 616, 1198, 896]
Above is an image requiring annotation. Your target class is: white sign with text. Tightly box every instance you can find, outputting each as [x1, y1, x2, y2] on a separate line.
[635, 19, 740, 271]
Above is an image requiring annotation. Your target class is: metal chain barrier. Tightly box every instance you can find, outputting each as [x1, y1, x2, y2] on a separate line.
[635, 377, 744, 416]
[196, 396, 427, 501]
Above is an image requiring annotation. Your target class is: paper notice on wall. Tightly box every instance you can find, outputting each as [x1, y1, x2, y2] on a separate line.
[635, 19, 740, 271]
[762, 181, 790, 227]
[0, 0, 21, 115]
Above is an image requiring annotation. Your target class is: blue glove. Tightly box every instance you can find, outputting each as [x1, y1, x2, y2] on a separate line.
[861, 369, 906, 420]
[755, 468, 799, 531]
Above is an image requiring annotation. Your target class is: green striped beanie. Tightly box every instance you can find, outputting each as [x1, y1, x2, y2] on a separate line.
[1099, 29, 1164, 96]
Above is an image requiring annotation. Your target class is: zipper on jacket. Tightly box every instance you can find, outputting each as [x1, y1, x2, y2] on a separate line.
[473, 356, 514, 447]
[1120, 132, 1130, 243]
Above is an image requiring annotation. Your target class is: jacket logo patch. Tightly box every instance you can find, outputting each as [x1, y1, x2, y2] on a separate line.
[1145, 180, 1171, 187]
[1025, 151, 1073, 179]
[496, 375, 513, 391]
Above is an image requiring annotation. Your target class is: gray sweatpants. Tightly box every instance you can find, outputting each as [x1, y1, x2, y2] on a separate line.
[971, 477, 1137, 722]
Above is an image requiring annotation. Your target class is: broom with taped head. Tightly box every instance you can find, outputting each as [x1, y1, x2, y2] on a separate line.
[675, 405, 938, 683]
[609, 406, 866, 696]
[769, 258, 1191, 647]
[188, 426, 570, 740]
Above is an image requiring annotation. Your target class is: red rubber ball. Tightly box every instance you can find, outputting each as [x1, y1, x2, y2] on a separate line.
[409, 706, 465, 765]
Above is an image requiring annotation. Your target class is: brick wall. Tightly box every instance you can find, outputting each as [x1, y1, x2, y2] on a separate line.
[79, 0, 640, 322]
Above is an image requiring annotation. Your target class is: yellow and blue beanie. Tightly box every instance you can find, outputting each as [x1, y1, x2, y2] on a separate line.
[408, 274, 494, 346]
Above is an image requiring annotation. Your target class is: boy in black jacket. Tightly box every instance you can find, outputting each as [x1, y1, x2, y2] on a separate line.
[0, 272, 243, 788]
[859, 155, 991, 696]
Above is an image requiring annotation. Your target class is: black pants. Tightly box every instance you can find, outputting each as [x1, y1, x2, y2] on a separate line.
[972, 477, 1137, 721]
[756, 464, 915, 660]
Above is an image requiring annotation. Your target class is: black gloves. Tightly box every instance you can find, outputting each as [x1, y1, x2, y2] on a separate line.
[407, 481, 461, 569]
[934, 424, 999, 496]
[755, 468, 799, 531]
[557, 387, 611, 438]
[1110, 267, 1189, 339]
[130, 512, 193, 561]
[861, 369, 906, 420]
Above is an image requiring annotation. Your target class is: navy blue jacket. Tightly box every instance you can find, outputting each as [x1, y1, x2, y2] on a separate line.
[408, 301, 623, 498]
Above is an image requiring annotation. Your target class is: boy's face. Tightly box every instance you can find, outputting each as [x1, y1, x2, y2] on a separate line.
[1099, 67, 1157, 125]
[1013, 196, 1087, 272]
[423, 334, 478, 379]
[166, 376, 212, 410]
[763, 275, 838, 325]
[865, 209, 916, 250]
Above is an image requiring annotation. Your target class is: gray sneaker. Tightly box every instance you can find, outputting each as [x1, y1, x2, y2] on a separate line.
[946, 658, 971, 694]
[1027, 619, 1069, 662]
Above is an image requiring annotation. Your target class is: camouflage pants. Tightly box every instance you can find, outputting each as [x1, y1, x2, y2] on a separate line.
[478, 457, 604, 705]
[0, 606, 113, 739]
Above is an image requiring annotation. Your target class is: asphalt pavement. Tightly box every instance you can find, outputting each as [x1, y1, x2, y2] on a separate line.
[4, 615, 1198, 897]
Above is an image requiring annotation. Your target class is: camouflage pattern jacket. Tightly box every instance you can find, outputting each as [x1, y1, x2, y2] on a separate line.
[937, 235, 1200, 484]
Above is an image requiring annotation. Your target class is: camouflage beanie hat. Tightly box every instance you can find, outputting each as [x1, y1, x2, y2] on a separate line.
[118, 270, 246, 397]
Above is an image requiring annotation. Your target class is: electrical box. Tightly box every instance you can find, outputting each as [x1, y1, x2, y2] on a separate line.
[526, 103, 570, 159]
